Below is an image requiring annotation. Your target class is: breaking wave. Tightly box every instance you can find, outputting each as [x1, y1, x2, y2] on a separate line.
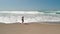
[0, 11, 60, 24]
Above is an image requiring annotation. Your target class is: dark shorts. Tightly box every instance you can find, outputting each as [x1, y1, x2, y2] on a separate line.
[22, 19, 24, 22]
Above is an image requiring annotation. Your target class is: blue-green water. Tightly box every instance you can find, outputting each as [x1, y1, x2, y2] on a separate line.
[39, 11, 60, 15]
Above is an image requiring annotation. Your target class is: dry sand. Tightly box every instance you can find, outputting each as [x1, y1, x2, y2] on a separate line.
[0, 23, 60, 34]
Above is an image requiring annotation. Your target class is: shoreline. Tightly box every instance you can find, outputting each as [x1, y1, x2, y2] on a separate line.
[0, 22, 60, 25]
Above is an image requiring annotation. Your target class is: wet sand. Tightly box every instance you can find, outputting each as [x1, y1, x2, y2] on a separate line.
[0, 23, 60, 34]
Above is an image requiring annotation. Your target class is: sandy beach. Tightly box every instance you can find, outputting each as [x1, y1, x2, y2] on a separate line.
[0, 23, 60, 34]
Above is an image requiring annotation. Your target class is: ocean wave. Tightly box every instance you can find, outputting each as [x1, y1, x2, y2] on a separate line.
[0, 11, 60, 15]
[0, 10, 59, 15]
[40, 11, 60, 15]
[0, 11, 60, 24]
[0, 14, 60, 24]
[0, 11, 40, 14]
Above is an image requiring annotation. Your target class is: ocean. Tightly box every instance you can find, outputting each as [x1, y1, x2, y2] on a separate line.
[0, 11, 60, 24]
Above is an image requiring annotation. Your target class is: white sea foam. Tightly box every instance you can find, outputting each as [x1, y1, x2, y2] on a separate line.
[0, 11, 60, 24]
[0, 11, 40, 14]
